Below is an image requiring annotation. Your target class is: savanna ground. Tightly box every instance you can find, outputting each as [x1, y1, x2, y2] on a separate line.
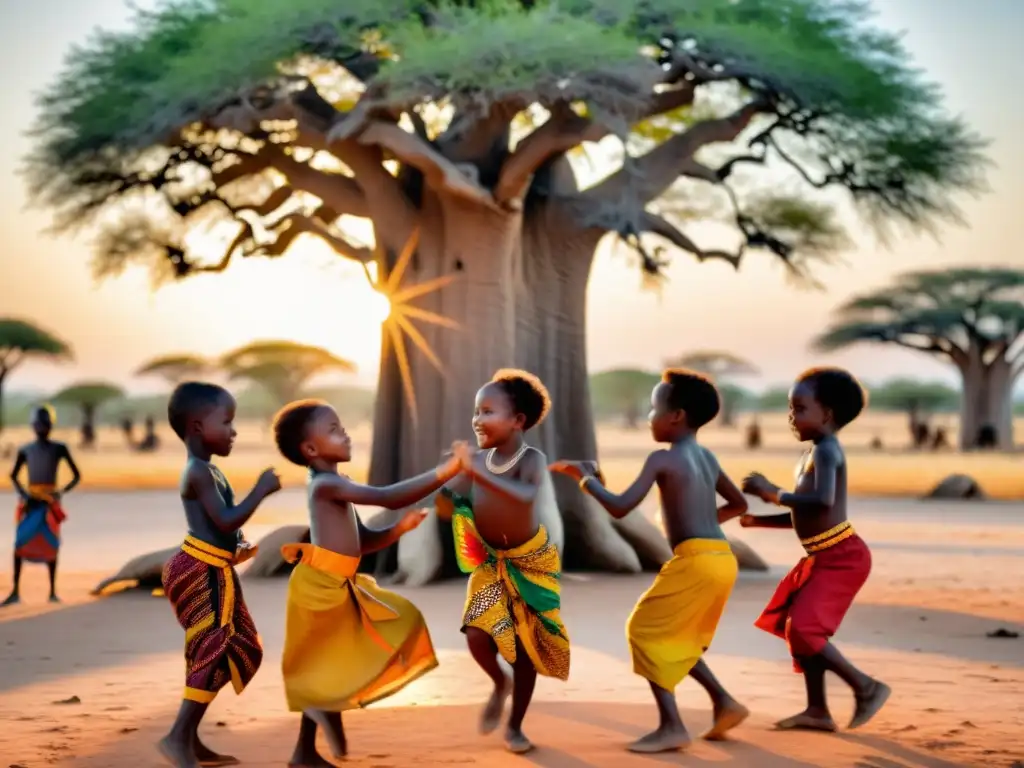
[1, 411, 1021, 498]
[0, 412, 1021, 767]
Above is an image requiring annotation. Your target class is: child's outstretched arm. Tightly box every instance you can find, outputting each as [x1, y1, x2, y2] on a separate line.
[322, 451, 463, 510]
[715, 467, 748, 524]
[554, 451, 666, 519]
[358, 508, 428, 554]
[747, 442, 839, 510]
[57, 444, 81, 497]
[9, 449, 27, 500]
[190, 464, 280, 532]
[468, 447, 545, 505]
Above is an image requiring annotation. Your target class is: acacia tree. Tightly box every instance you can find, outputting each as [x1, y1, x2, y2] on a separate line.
[25, 0, 986, 573]
[220, 340, 355, 408]
[135, 353, 211, 386]
[590, 368, 660, 428]
[666, 350, 757, 426]
[52, 382, 126, 448]
[0, 319, 73, 436]
[815, 268, 1023, 450]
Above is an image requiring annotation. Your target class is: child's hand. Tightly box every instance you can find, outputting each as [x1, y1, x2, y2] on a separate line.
[397, 508, 429, 534]
[742, 472, 776, 501]
[738, 513, 758, 528]
[549, 460, 602, 483]
[257, 468, 282, 497]
[451, 441, 477, 471]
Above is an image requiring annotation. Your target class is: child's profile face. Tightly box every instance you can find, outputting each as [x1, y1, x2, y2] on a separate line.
[472, 383, 523, 449]
[648, 382, 683, 443]
[788, 380, 828, 441]
[31, 409, 53, 439]
[196, 394, 237, 456]
[302, 406, 352, 463]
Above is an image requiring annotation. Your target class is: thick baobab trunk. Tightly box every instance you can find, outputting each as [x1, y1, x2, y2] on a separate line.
[959, 356, 1016, 450]
[364, 196, 661, 578]
[81, 404, 97, 449]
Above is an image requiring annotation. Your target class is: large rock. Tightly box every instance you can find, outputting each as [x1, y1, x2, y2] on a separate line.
[612, 513, 672, 571]
[925, 474, 987, 500]
[728, 537, 770, 572]
[241, 524, 310, 579]
[562, 492, 642, 573]
[91, 546, 178, 596]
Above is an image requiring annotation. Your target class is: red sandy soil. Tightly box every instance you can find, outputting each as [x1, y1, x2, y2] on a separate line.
[0, 494, 1022, 767]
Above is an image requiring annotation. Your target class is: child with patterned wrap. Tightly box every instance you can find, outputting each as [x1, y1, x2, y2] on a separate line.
[436, 369, 569, 755]
[158, 382, 281, 768]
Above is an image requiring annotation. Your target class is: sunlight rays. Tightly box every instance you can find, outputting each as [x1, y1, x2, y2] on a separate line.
[371, 228, 460, 426]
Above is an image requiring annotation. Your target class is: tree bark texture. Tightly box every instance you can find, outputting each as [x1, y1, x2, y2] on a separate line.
[957, 350, 1016, 451]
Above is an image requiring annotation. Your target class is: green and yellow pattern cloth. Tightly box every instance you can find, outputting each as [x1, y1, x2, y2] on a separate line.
[445, 488, 570, 680]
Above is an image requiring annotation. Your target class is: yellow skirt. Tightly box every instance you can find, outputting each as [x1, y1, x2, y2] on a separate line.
[627, 538, 738, 690]
[280, 543, 438, 712]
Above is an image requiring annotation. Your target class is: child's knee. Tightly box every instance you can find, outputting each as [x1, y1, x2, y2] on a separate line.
[465, 626, 495, 653]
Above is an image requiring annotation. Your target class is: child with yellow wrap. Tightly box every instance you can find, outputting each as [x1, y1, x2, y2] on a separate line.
[552, 369, 750, 753]
[271, 399, 465, 766]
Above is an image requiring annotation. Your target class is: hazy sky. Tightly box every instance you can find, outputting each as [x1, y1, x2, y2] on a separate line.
[1, 0, 1022, 395]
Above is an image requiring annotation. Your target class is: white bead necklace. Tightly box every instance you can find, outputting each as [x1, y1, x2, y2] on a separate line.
[485, 443, 529, 474]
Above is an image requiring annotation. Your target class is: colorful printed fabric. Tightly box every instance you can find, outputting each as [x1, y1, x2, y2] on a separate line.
[14, 484, 66, 563]
[445, 489, 570, 680]
[161, 536, 263, 703]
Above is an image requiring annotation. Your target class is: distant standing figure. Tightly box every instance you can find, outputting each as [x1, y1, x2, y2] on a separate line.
[4, 405, 81, 606]
[745, 418, 762, 450]
[121, 416, 135, 447]
[138, 415, 160, 452]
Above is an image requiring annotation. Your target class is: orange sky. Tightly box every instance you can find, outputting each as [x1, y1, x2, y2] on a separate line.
[1, 0, 1023, 395]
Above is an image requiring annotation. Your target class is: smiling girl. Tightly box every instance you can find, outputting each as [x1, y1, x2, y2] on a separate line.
[436, 369, 569, 754]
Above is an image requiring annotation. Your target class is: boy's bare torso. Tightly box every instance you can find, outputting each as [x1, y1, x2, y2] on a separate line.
[657, 441, 725, 548]
[452, 450, 540, 550]
[18, 441, 66, 486]
[788, 441, 849, 540]
[308, 474, 363, 557]
[179, 458, 239, 552]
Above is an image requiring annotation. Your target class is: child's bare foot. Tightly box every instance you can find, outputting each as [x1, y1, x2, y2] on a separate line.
[306, 710, 346, 758]
[195, 737, 239, 767]
[158, 735, 201, 768]
[479, 673, 512, 734]
[1, 591, 19, 607]
[504, 727, 534, 754]
[848, 680, 891, 729]
[627, 726, 692, 753]
[774, 710, 837, 732]
[287, 749, 333, 768]
[702, 699, 750, 741]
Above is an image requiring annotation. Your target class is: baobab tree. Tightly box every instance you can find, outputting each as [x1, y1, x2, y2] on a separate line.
[51, 381, 126, 449]
[590, 368, 660, 428]
[815, 268, 1024, 450]
[0, 319, 73, 436]
[25, 0, 987, 574]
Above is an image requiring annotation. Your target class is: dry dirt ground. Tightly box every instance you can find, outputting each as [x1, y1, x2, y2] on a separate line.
[0, 491, 1021, 768]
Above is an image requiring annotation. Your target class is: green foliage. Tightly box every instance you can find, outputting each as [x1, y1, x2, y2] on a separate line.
[665, 350, 757, 379]
[814, 267, 1024, 355]
[757, 386, 790, 411]
[52, 381, 127, 407]
[220, 340, 356, 406]
[866, 378, 959, 414]
[26, 0, 987, 256]
[589, 368, 659, 422]
[135, 353, 211, 385]
[0, 318, 74, 371]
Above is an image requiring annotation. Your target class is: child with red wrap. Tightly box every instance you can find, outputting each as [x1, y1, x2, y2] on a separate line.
[741, 367, 890, 733]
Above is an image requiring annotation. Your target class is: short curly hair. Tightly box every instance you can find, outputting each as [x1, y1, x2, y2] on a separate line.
[796, 367, 867, 429]
[490, 368, 551, 431]
[167, 382, 231, 441]
[271, 399, 327, 466]
[661, 368, 720, 429]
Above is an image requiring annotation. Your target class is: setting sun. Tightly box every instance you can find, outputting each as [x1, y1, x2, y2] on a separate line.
[366, 289, 392, 325]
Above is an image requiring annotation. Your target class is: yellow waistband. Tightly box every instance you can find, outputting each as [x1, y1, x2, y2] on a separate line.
[672, 538, 733, 557]
[27, 483, 57, 501]
[493, 525, 548, 560]
[800, 521, 855, 553]
[182, 535, 235, 568]
[281, 543, 360, 579]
